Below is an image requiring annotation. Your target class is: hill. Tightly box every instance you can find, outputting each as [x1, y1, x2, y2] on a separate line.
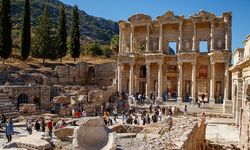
[10, 0, 119, 43]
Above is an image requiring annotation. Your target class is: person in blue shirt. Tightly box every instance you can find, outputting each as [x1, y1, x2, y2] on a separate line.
[6, 118, 13, 143]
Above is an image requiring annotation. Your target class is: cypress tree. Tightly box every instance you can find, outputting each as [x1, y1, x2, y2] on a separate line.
[32, 6, 56, 64]
[0, 0, 12, 65]
[21, 0, 31, 61]
[57, 5, 67, 63]
[70, 6, 80, 62]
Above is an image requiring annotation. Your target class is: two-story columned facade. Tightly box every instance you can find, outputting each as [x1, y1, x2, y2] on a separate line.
[117, 11, 232, 105]
[230, 35, 250, 149]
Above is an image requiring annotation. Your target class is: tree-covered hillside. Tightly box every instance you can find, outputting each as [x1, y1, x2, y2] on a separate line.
[10, 0, 119, 43]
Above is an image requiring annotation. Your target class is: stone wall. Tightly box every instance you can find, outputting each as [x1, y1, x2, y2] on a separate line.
[240, 102, 250, 149]
[0, 85, 51, 109]
[49, 62, 116, 87]
[181, 119, 206, 150]
[95, 63, 116, 86]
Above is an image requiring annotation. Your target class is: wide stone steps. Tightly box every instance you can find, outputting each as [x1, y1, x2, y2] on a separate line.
[0, 92, 19, 120]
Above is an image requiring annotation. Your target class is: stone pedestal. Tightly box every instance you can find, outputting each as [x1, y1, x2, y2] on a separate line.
[223, 100, 232, 114]
[73, 117, 115, 150]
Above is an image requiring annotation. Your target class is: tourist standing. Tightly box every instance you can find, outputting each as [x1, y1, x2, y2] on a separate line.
[201, 93, 205, 108]
[26, 118, 33, 135]
[41, 117, 46, 132]
[166, 113, 173, 131]
[6, 118, 13, 143]
[82, 110, 87, 117]
[0, 110, 6, 128]
[158, 109, 163, 122]
[184, 105, 187, 115]
[34, 120, 40, 131]
[47, 119, 53, 138]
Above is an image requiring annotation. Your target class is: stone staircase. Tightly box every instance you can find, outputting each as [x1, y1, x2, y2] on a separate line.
[0, 92, 19, 120]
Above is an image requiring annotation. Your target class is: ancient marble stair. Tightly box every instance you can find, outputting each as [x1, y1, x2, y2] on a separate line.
[0, 92, 19, 119]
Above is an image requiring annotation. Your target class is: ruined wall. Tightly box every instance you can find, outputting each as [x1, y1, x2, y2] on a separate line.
[240, 102, 250, 149]
[94, 63, 116, 86]
[181, 119, 206, 150]
[49, 62, 116, 87]
[0, 85, 51, 109]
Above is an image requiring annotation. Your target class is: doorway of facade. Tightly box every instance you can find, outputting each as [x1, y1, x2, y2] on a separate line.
[139, 81, 146, 95]
[17, 94, 28, 110]
[197, 80, 208, 102]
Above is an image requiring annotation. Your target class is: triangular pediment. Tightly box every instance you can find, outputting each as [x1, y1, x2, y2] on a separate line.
[128, 14, 152, 22]
[156, 11, 183, 24]
[191, 10, 215, 22]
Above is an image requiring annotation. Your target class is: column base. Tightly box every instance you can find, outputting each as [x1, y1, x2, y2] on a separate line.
[223, 99, 232, 114]
[157, 97, 162, 101]
[209, 98, 215, 106]
[177, 97, 182, 103]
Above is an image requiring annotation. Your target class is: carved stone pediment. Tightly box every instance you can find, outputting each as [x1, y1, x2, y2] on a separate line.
[156, 11, 183, 24]
[128, 14, 152, 23]
[191, 10, 215, 22]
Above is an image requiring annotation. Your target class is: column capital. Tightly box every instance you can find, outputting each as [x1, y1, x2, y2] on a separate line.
[129, 62, 134, 66]
[157, 62, 163, 67]
[210, 62, 215, 65]
[117, 62, 123, 67]
[177, 62, 183, 66]
[191, 62, 197, 66]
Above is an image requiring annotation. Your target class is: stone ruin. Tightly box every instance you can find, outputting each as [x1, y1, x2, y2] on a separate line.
[0, 61, 117, 115]
[115, 117, 206, 150]
[72, 117, 115, 150]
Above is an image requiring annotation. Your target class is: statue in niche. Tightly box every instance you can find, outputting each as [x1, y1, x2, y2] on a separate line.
[185, 41, 190, 50]
[217, 40, 222, 50]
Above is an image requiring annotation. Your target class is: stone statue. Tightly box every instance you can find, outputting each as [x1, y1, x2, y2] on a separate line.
[217, 40, 222, 50]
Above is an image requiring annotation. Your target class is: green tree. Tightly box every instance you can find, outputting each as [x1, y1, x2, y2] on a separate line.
[21, 0, 31, 61]
[70, 6, 80, 62]
[110, 35, 119, 53]
[84, 42, 102, 57]
[0, 0, 12, 64]
[56, 5, 67, 62]
[100, 45, 114, 58]
[32, 6, 57, 64]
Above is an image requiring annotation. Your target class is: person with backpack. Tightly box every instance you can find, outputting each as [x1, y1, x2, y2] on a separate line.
[6, 118, 14, 143]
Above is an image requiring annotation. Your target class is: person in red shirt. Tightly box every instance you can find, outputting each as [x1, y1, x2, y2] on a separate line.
[47, 119, 53, 138]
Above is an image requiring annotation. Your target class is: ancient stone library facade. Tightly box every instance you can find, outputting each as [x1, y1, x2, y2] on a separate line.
[230, 34, 250, 149]
[117, 10, 232, 104]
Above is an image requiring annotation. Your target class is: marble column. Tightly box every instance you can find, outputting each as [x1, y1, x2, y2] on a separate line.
[129, 63, 134, 96]
[223, 63, 233, 114]
[192, 22, 197, 51]
[117, 63, 123, 95]
[191, 62, 197, 100]
[236, 79, 243, 126]
[177, 62, 183, 102]
[224, 17, 231, 51]
[157, 62, 163, 100]
[146, 24, 150, 52]
[210, 62, 215, 104]
[130, 26, 134, 52]
[223, 63, 230, 101]
[178, 21, 183, 52]
[159, 23, 163, 52]
[146, 63, 151, 98]
[210, 21, 215, 51]
[119, 25, 122, 53]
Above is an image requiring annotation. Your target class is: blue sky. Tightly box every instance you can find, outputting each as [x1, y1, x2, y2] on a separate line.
[60, 0, 250, 52]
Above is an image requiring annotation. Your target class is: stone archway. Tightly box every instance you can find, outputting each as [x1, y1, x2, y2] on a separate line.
[17, 94, 29, 109]
[245, 82, 250, 101]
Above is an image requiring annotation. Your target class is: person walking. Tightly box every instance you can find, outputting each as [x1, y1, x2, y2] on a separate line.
[47, 119, 53, 138]
[0, 110, 6, 128]
[41, 117, 46, 132]
[158, 109, 163, 122]
[5, 118, 13, 143]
